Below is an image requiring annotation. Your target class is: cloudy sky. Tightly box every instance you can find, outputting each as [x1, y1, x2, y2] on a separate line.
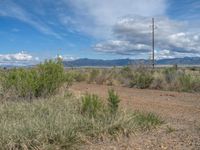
[0, 0, 200, 64]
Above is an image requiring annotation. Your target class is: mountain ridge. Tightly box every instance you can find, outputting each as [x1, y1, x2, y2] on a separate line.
[63, 57, 200, 67]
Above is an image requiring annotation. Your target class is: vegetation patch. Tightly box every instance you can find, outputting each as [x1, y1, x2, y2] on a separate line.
[0, 59, 72, 100]
[0, 90, 163, 149]
[130, 71, 154, 89]
[65, 66, 200, 92]
[134, 112, 163, 130]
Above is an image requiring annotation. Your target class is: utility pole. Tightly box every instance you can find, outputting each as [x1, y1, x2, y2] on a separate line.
[152, 18, 155, 69]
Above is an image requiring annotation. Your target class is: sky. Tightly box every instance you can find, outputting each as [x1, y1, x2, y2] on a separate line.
[0, 0, 200, 65]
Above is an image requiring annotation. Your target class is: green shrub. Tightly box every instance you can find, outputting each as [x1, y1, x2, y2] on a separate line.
[1, 59, 67, 99]
[120, 66, 133, 79]
[130, 72, 154, 89]
[1, 68, 38, 99]
[178, 74, 200, 92]
[107, 89, 120, 114]
[81, 93, 103, 117]
[35, 59, 65, 97]
[88, 69, 100, 83]
[192, 77, 200, 92]
[178, 74, 192, 92]
[134, 112, 163, 130]
[64, 72, 75, 88]
[74, 73, 86, 82]
[162, 67, 177, 83]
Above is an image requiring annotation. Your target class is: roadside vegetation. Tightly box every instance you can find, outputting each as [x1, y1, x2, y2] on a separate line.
[67, 65, 200, 92]
[0, 60, 163, 149]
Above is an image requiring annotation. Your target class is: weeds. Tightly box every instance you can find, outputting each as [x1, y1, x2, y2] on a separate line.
[0, 93, 163, 149]
[166, 125, 176, 133]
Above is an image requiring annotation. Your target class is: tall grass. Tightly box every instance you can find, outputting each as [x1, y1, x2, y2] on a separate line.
[0, 93, 163, 149]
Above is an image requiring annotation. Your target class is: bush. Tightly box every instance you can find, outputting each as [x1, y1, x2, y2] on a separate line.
[120, 66, 133, 79]
[130, 72, 154, 89]
[81, 93, 103, 117]
[1, 68, 38, 99]
[64, 72, 75, 88]
[36, 59, 65, 97]
[88, 69, 100, 83]
[73, 71, 88, 82]
[178, 74, 200, 92]
[107, 89, 120, 114]
[134, 112, 163, 130]
[1, 59, 67, 99]
[162, 67, 177, 83]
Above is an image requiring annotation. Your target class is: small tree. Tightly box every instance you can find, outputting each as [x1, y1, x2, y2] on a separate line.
[81, 93, 102, 118]
[107, 89, 120, 114]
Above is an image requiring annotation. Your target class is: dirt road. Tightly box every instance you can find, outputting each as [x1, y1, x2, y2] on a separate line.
[71, 82, 200, 150]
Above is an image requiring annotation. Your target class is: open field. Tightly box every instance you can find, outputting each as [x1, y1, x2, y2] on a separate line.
[2, 0, 200, 149]
[71, 82, 200, 149]
[0, 60, 199, 149]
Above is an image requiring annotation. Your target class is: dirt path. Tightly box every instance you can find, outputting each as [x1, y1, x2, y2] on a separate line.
[71, 82, 200, 150]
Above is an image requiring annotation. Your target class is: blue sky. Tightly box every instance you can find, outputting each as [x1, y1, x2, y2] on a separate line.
[0, 0, 200, 64]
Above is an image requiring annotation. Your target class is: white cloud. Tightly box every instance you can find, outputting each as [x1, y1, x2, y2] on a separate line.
[61, 0, 167, 37]
[62, 55, 78, 61]
[95, 40, 151, 55]
[68, 0, 166, 25]
[0, 52, 32, 61]
[94, 16, 200, 58]
[167, 32, 200, 53]
[1, 0, 200, 59]
[55, 54, 78, 61]
[0, 52, 39, 66]
[155, 49, 200, 59]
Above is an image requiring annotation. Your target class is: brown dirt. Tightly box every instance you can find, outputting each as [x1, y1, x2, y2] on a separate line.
[70, 82, 200, 150]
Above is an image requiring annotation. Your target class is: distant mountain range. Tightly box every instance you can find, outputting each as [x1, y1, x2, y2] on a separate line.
[63, 57, 200, 67]
[1, 57, 199, 68]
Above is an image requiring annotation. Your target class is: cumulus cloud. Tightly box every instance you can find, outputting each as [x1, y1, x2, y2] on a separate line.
[0, 52, 39, 66]
[95, 40, 151, 55]
[67, 0, 166, 25]
[60, 0, 167, 37]
[155, 49, 200, 59]
[1, 0, 200, 59]
[55, 54, 78, 61]
[94, 16, 200, 59]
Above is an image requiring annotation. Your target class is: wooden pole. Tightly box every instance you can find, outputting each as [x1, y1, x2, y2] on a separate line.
[152, 18, 155, 69]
